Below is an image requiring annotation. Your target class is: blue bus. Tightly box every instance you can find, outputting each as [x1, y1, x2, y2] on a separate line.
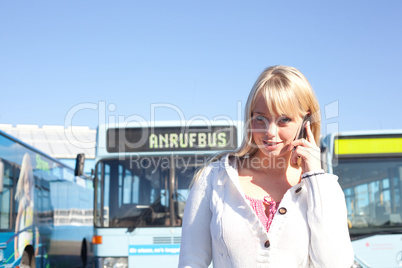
[92, 121, 241, 267]
[0, 130, 93, 267]
[321, 130, 402, 268]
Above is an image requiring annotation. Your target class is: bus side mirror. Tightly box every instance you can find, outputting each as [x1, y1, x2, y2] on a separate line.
[0, 160, 3, 193]
[75, 153, 85, 176]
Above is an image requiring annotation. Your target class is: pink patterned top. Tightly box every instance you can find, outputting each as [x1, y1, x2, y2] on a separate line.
[245, 194, 279, 232]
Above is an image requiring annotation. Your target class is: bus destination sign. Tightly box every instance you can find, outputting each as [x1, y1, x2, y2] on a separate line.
[106, 125, 238, 153]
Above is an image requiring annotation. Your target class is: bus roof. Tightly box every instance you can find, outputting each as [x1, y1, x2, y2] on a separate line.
[0, 129, 73, 170]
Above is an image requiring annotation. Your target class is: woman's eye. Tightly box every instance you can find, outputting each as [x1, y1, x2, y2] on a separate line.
[278, 117, 291, 124]
[255, 115, 264, 121]
[253, 115, 267, 123]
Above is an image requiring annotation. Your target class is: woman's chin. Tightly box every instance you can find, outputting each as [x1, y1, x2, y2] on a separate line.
[258, 148, 290, 158]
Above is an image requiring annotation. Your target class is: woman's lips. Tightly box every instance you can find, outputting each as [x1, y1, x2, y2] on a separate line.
[262, 141, 282, 150]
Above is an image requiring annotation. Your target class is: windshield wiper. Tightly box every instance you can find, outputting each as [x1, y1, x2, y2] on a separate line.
[126, 196, 163, 233]
[126, 207, 152, 233]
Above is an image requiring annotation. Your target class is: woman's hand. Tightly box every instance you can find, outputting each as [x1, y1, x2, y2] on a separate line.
[290, 121, 321, 172]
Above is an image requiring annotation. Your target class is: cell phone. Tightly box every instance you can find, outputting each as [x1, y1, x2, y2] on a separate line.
[296, 114, 311, 140]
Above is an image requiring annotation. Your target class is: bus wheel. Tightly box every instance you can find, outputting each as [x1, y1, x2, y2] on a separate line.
[81, 239, 87, 267]
[21, 247, 36, 268]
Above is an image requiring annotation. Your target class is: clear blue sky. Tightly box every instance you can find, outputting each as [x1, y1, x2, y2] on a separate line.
[1, 0, 401, 136]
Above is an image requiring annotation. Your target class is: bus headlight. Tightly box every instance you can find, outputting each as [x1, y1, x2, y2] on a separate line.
[102, 257, 128, 268]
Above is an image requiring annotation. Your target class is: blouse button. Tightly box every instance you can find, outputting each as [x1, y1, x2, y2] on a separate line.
[278, 207, 287, 214]
[264, 240, 270, 248]
[295, 187, 302, 193]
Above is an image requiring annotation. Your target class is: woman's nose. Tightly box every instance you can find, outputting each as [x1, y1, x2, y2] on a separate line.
[266, 122, 278, 137]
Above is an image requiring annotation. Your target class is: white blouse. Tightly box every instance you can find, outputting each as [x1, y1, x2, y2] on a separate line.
[179, 154, 354, 268]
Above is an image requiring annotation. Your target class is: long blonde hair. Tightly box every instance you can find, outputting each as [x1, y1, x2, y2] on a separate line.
[193, 65, 321, 183]
[15, 153, 34, 202]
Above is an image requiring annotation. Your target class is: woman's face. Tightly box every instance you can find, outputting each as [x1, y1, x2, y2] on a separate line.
[251, 96, 302, 158]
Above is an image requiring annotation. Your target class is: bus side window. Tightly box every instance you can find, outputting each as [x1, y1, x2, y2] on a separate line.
[0, 159, 13, 230]
[0, 160, 3, 193]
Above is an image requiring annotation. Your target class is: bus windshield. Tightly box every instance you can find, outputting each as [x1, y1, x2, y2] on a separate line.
[334, 157, 402, 238]
[94, 155, 209, 229]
